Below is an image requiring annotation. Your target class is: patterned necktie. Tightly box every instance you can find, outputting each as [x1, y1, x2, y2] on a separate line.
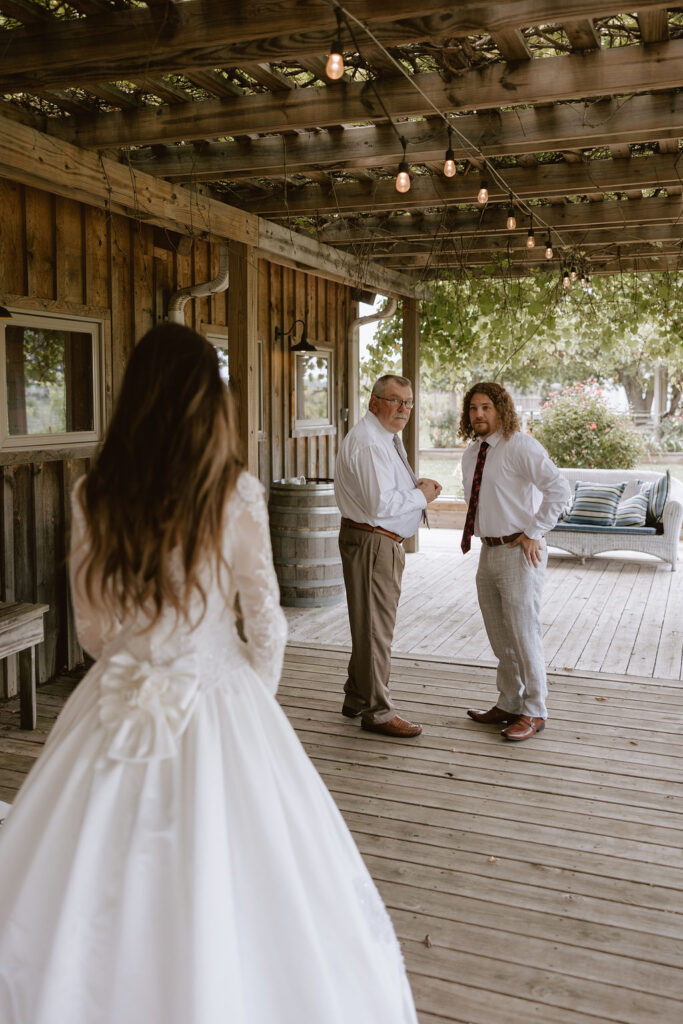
[393, 434, 428, 526]
[461, 440, 489, 553]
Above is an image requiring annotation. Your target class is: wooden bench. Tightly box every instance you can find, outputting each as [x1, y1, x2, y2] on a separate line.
[0, 602, 49, 730]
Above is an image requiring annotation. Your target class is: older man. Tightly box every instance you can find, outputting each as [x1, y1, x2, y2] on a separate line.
[460, 381, 571, 742]
[334, 374, 441, 737]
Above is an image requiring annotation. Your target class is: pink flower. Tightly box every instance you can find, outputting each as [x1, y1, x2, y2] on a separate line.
[587, 423, 597, 430]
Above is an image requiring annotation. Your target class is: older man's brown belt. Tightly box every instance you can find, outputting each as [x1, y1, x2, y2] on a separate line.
[340, 517, 405, 544]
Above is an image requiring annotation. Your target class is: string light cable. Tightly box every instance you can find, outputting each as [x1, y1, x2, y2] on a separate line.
[319, 0, 573, 256]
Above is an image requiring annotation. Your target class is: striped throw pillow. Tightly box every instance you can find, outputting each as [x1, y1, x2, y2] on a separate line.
[642, 471, 669, 525]
[564, 481, 626, 526]
[615, 492, 649, 528]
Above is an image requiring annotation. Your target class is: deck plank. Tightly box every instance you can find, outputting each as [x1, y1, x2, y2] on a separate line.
[284, 530, 683, 681]
[1, 647, 682, 1024]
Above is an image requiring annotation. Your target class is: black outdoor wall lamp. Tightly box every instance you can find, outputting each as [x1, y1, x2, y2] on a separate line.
[275, 319, 317, 352]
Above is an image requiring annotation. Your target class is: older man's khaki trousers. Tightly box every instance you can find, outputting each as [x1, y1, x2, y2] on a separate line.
[338, 524, 405, 725]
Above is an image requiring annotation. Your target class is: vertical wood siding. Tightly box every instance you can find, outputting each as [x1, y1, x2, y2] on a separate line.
[0, 183, 355, 695]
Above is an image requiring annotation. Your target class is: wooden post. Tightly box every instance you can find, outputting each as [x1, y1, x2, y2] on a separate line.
[18, 646, 36, 730]
[402, 297, 420, 554]
[228, 242, 259, 475]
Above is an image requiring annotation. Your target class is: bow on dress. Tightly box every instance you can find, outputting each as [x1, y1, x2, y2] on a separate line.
[97, 649, 200, 763]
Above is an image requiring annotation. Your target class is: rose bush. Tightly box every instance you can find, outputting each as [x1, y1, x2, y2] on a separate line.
[532, 382, 646, 469]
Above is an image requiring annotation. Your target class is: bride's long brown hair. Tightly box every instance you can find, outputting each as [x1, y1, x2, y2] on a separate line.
[81, 323, 242, 626]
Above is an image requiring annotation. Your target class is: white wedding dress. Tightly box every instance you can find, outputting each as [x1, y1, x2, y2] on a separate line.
[0, 473, 418, 1024]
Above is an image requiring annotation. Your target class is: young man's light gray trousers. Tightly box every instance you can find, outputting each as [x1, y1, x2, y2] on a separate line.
[475, 541, 548, 719]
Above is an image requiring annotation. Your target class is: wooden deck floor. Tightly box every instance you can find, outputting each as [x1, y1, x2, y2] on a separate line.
[284, 529, 683, 682]
[2, 650, 683, 1023]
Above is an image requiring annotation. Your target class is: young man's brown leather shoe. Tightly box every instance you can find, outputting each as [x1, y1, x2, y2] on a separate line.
[467, 706, 518, 725]
[502, 715, 545, 741]
[361, 715, 422, 737]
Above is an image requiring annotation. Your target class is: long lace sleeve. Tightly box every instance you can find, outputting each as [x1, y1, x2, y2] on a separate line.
[69, 478, 122, 660]
[226, 473, 287, 694]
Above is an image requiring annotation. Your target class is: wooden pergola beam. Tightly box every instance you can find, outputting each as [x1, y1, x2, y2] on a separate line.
[0, 114, 426, 300]
[382, 247, 683, 269]
[0, 1, 673, 89]
[234, 155, 683, 217]
[49, 38, 683, 150]
[416, 254, 683, 278]
[325, 201, 683, 247]
[316, 196, 683, 244]
[127, 93, 683, 182]
[364, 224, 683, 260]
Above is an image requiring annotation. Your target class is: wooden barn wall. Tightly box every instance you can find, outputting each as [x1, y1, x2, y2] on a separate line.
[258, 261, 353, 488]
[0, 181, 355, 696]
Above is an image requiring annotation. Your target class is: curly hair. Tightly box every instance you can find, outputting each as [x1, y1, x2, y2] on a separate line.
[80, 323, 242, 629]
[458, 381, 520, 441]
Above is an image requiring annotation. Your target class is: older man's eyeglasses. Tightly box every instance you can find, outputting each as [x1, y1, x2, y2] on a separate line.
[374, 396, 414, 410]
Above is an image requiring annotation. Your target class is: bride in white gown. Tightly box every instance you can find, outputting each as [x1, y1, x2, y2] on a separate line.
[0, 324, 418, 1024]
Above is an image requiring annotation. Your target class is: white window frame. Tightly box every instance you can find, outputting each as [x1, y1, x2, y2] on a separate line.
[204, 326, 265, 439]
[292, 347, 335, 437]
[0, 309, 104, 451]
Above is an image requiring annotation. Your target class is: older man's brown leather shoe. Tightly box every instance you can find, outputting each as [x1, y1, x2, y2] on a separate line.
[361, 715, 422, 737]
[502, 715, 545, 741]
[467, 705, 518, 725]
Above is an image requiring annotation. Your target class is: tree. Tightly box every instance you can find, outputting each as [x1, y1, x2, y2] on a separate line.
[361, 269, 683, 417]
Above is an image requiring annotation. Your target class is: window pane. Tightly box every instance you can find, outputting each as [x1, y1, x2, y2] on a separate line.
[215, 346, 229, 385]
[295, 353, 330, 422]
[6, 326, 94, 436]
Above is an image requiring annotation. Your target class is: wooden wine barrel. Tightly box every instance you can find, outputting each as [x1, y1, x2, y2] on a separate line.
[268, 479, 345, 607]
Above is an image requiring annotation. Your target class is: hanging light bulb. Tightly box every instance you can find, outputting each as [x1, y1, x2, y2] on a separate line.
[506, 195, 516, 231]
[526, 215, 535, 249]
[570, 265, 577, 281]
[580, 269, 586, 287]
[443, 126, 456, 178]
[325, 10, 345, 80]
[562, 269, 570, 288]
[477, 180, 489, 204]
[395, 138, 411, 194]
[545, 232, 553, 260]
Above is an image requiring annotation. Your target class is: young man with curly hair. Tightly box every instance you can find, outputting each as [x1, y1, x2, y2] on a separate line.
[459, 382, 570, 741]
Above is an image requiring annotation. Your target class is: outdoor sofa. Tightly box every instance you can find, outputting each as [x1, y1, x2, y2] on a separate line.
[547, 468, 683, 571]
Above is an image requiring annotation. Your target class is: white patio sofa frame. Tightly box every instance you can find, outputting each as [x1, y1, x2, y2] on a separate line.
[546, 468, 683, 572]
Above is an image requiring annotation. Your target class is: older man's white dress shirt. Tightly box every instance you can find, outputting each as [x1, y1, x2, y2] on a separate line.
[334, 411, 426, 539]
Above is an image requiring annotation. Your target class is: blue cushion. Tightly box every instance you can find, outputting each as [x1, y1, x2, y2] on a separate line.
[564, 481, 626, 526]
[615, 491, 649, 528]
[551, 523, 658, 535]
[641, 471, 669, 525]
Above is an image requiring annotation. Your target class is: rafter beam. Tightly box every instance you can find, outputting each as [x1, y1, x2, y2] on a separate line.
[126, 94, 683, 181]
[44, 37, 683, 150]
[638, 9, 670, 42]
[381, 246, 683, 269]
[316, 197, 683, 245]
[0, 2, 673, 89]
[234, 155, 683, 217]
[562, 19, 601, 51]
[415, 254, 683, 279]
[0, 113, 426, 299]
[360, 223, 683, 260]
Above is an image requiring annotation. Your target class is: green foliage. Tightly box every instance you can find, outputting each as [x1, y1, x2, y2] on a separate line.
[361, 271, 683, 413]
[425, 409, 459, 447]
[532, 382, 646, 469]
[655, 413, 683, 453]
